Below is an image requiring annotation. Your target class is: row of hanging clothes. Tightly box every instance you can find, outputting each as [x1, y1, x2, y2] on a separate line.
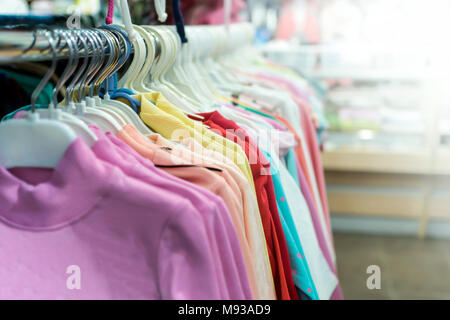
[0, 6, 341, 300]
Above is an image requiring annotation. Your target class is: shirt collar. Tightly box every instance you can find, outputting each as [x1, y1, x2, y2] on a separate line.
[0, 138, 113, 231]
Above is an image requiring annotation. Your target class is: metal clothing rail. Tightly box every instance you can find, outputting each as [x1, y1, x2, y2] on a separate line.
[0, 28, 115, 64]
[0, 22, 256, 64]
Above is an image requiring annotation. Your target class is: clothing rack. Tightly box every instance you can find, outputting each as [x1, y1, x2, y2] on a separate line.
[0, 22, 254, 65]
[0, 29, 116, 64]
[0, 6, 341, 299]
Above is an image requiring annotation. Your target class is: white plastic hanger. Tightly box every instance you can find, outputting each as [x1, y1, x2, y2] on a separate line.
[130, 25, 155, 93]
[207, 24, 258, 95]
[0, 30, 78, 169]
[165, 27, 210, 104]
[185, 27, 229, 103]
[196, 27, 234, 92]
[188, 27, 224, 97]
[42, 29, 98, 146]
[165, 26, 218, 106]
[145, 26, 204, 114]
[154, 0, 168, 22]
[117, 25, 146, 92]
[117, 0, 139, 42]
[195, 26, 242, 94]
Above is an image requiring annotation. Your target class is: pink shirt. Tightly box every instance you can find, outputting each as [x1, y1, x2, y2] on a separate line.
[0, 138, 246, 299]
[108, 125, 259, 298]
[91, 126, 253, 299]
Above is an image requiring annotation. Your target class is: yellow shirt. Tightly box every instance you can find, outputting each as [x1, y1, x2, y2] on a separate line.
[136, 92, 256, 193]
[122, 91, 275, 299]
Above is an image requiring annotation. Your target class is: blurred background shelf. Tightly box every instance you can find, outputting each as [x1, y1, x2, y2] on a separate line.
[322, 149, 432, 174]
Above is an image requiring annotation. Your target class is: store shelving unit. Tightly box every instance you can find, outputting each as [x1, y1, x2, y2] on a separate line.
[263, 43, 450, 238]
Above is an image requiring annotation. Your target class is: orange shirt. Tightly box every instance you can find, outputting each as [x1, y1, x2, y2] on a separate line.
[117, 124, 262, 299]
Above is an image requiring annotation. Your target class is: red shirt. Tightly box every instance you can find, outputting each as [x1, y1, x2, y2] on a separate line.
[191, 111, 299, 300]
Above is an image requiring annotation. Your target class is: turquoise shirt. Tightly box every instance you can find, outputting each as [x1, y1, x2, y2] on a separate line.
[262, 150, 318, 300]
[285, 148, 300, 188]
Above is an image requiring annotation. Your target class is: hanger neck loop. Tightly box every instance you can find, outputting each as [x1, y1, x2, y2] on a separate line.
[154, 0, 168, 22]
[105, 0, 114, 25]
[171, 0, 188, 44]
[117, 0, 138, 42]
[224, 0, 232, 34]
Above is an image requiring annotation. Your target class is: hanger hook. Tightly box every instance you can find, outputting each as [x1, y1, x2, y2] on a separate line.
[21, 29, 38, 56]
[65, 29, 89, 104]
[76, 29, 100, 102]
[30, 30, 58, 113]
[83, 29, 105, 98]
[51, 29, 76, 107]
[89, 29, 116, 97]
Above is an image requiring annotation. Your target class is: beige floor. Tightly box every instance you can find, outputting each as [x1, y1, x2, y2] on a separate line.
[334, 232, 450, 300]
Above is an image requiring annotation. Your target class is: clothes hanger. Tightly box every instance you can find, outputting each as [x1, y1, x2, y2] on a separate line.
[179, 27, 219, 104]
[164, 26, 210, 104]
[110, 1, 205, 118]
[36, 29, 98, 146]
[97, 25, 140, 106]
[191, 26, 234, 104]
[116, 22, 204, 115]
[190, 26, 240, 95]
[64, 29, 91, 111]
[163, 27, 211, 106]
[218, 25, 289, 113]
[21, 30, 97, 135]
[117, 0, 139, 42]
[190, 26, 230, 95]
[187, 26, 225, 99]
[85, 28, 128, 127]
[109, 0, 205, 115]
[202, 26, 235, 85]
[97, 26, 153, 134]
[0, 30, 78, 169]
[71, 29, 122, 134]
[220, 24, 262, 82]
[144, 26, 204, 114]
[128, 24, 155, 94]
[91, 28, 136, 126]
[111, 0, 148, 92]
[116, 24, 146, 92]
[208, 25, 256, 95]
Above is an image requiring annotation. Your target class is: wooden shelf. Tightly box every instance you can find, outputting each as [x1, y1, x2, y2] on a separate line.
[322, 148, 432, 174]
[432, 147, 450, 175]
[328, 191, 424, 218]
[324, 168, 450, 238]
